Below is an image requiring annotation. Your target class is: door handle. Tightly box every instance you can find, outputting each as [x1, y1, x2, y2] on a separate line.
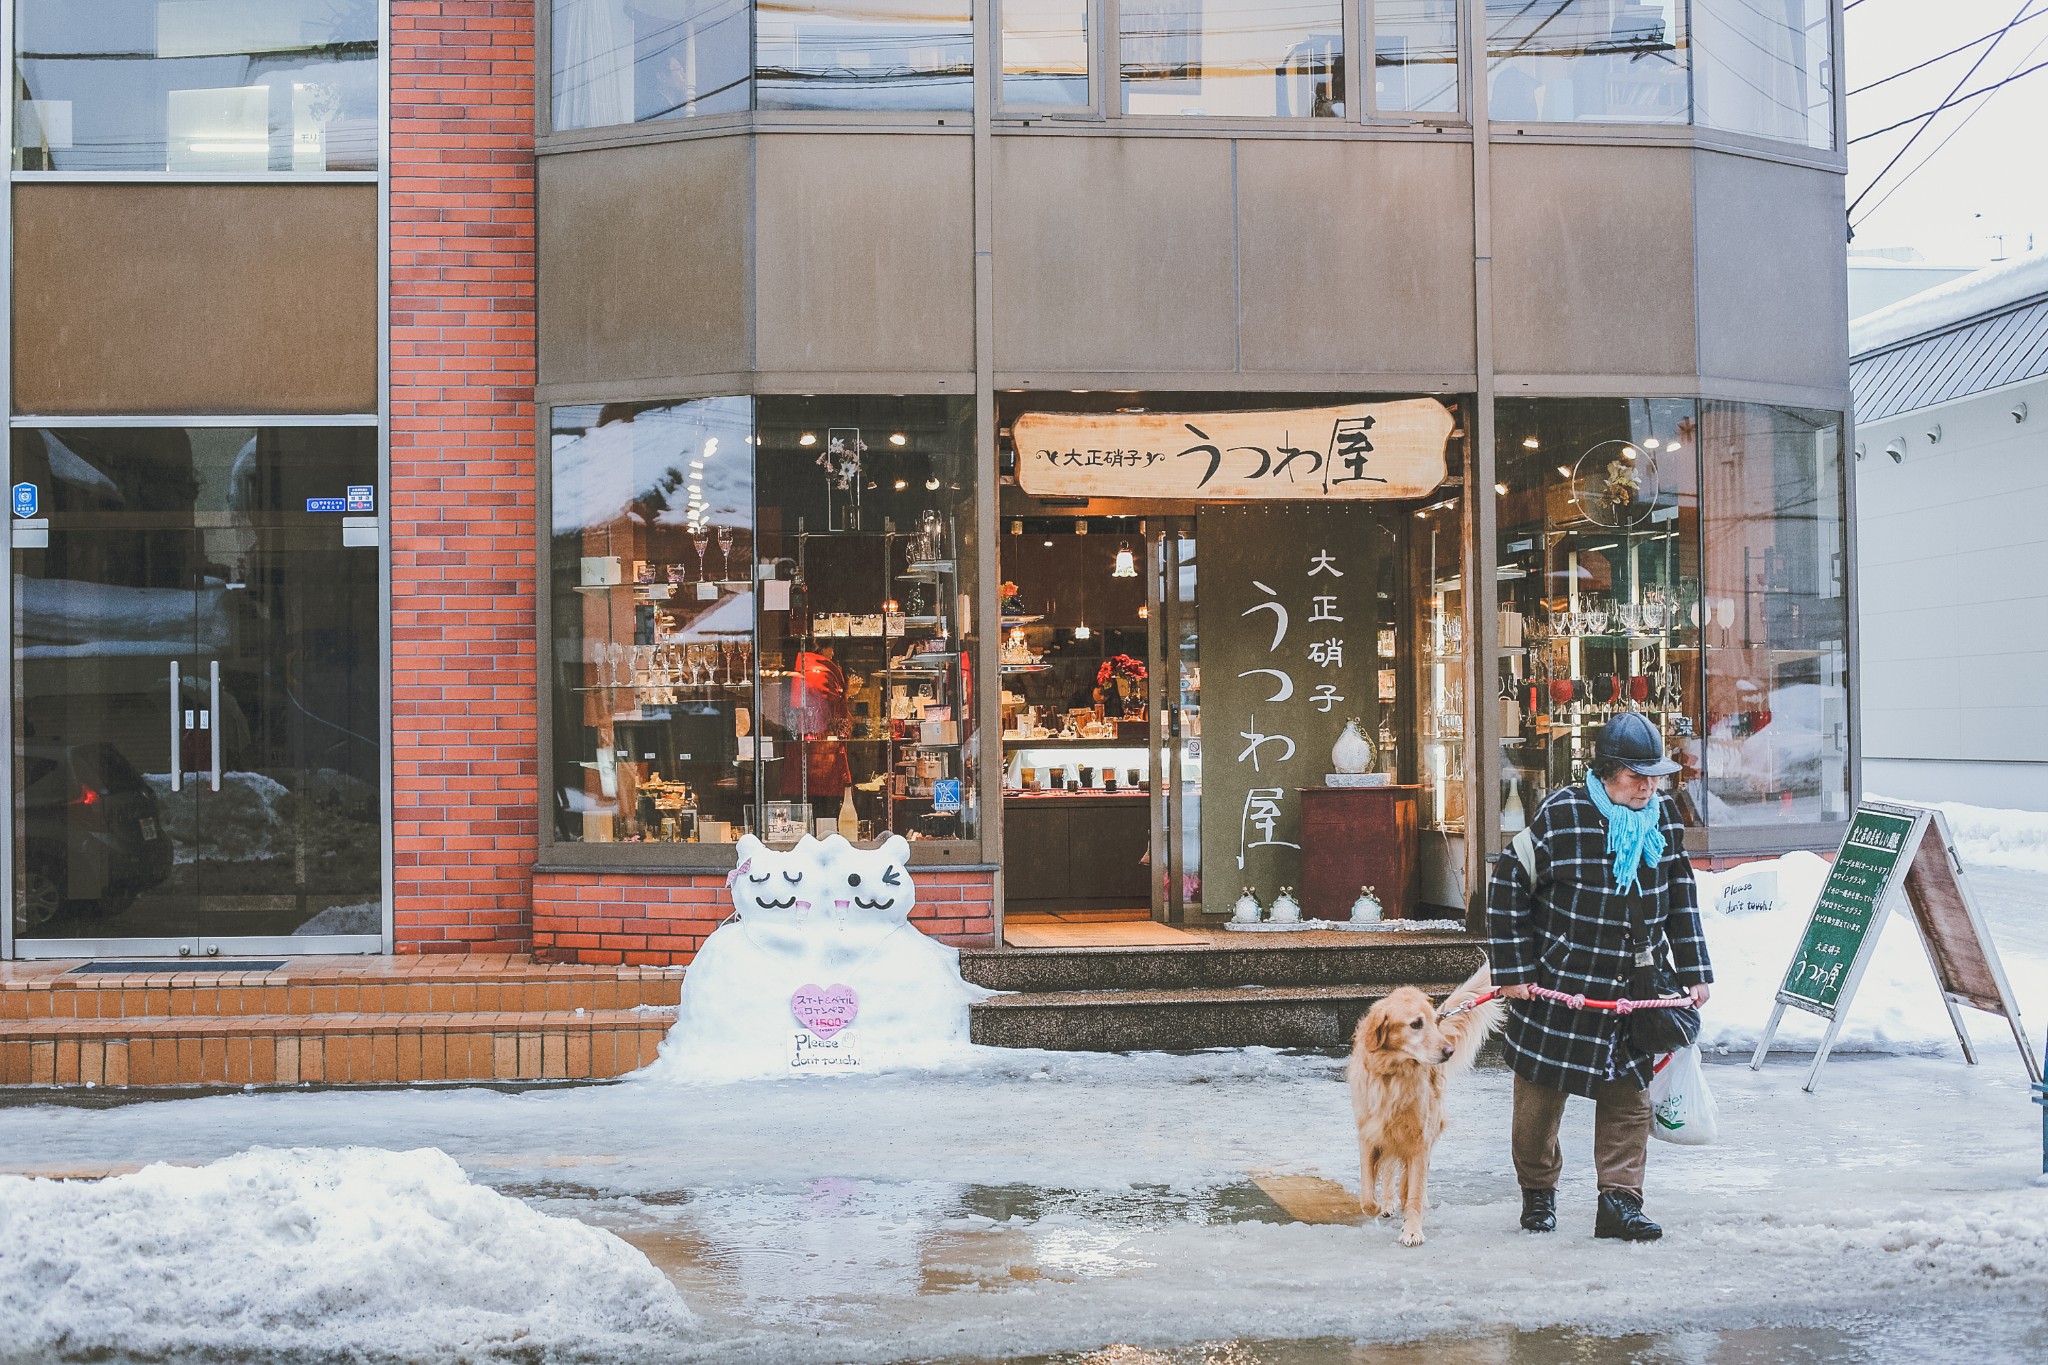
[209, 660, 222, 792]
[169, 661, 182, 792]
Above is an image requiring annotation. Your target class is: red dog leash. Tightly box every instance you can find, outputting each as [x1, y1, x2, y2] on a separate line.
[1439, 986, 1692, 1017]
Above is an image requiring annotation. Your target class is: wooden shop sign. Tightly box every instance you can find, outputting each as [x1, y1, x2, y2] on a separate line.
[1013, 401, 1454, 502]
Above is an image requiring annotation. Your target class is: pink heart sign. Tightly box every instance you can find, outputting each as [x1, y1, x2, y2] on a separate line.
[790, 983, 859, 1040]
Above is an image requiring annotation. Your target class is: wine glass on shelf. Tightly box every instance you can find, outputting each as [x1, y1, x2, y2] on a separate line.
[716, 526, 736, 583]
[692, 531, 712, 583]
[1582, 599, 1610, 636]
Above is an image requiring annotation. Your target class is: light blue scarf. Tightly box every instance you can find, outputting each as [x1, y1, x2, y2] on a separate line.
[1585, 775, 1665, 893]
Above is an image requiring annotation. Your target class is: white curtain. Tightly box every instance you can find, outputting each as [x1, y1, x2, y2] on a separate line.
[553, 0, 637, 130]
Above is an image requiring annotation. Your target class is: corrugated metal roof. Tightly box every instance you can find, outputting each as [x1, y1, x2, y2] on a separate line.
[1850, 295, 2048, 423]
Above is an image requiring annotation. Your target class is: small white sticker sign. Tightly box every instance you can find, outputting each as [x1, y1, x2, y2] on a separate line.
[1714, 868, 1777, 918]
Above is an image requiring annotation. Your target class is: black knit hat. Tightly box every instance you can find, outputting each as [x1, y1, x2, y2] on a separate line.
[1595, 712, 1680, 777]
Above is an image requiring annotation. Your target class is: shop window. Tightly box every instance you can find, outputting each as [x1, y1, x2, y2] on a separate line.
[1121, 1, 1345, 118]
[1372, 0, 1460, 116]
[1697, 403, 1849, 826]
[1000, 0, 1092, 109]
[756, 2, 974, 111]
[1494, 399, 1705, 829]
[1484, 0, 1687, 126]
[549, 395, 978, 854]
[1693, 0, 1833, 149]
[551, 0, 750, 128]
[14, 0, 379, 171]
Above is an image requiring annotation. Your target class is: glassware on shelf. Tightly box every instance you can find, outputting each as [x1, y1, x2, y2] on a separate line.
[716, 526, 736, 581]
[692, 531, 712, 582]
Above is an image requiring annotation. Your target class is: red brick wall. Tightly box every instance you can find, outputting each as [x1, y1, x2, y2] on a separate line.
[533, 870, 999, 967]
[389, 1, 539, 953]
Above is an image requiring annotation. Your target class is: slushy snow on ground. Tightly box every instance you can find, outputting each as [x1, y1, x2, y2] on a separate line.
[0, 1147, 695, 1364]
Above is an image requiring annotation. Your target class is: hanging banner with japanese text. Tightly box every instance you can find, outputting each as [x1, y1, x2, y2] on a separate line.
[1198, 505, 1383, 906]
[1012, 401, 1455, 502]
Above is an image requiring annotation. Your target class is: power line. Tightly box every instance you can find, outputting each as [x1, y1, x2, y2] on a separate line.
[1848, 0, 2039, 217]
[1848, 55, 2048, 143]
[1852, 30, 2048, 226]
[1848, 4, 2048, 96]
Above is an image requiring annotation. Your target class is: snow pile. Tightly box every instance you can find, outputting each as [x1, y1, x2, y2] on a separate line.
[0, 1146, 695, 1363]
[1694, 848, 2046, 1054]
[1909, 799, 2048, 875]
[647, 834, 992, 1083]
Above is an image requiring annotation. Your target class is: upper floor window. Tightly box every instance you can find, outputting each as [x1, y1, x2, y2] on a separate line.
[1693, 0, 1833, 149]
[1373, 1, 1460, 116]
[14, 0, 379, 172]
[550, 0, 970, 131]
[1485, 0, 1688, 126]
[1120, 1, 1344, 118]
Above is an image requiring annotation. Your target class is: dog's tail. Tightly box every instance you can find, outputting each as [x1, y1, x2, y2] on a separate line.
[1437, 961, 1502, 1074]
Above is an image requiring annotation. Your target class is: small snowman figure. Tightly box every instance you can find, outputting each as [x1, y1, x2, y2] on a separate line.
[1269, 886, 1302, 924]
[1349, 885, 1383, 924]
[1230, 887, 1263, 925]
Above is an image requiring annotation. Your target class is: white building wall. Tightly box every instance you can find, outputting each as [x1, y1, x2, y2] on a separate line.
[1854, 372, 2048, 811]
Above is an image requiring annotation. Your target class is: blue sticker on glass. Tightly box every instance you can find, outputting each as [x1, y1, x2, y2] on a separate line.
[346, 485, 376, 513]
[931, 778, 962, 814]
[12, 483, 37, 518]
[306, 497, 347, 513]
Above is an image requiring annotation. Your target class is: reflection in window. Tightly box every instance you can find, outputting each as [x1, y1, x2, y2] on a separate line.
[757, 1, 974, 111]
[1485, 0, 1686, 126]
[552, 0, 751, 130]
[14, 0, 378, 171]
[1494, 399, 1704, 829]
[1121, 1, 1344, 118]
[1001, 0, 1091, 108]
[550, 395, 979, 850]
[1698, 403, 1848, 826]
[1694, 0, 1833, 148]
[1373, 0, 1459, 115]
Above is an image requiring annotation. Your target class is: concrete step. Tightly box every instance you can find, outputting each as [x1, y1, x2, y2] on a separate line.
[970, 981, 1468, 1052]
[1, 963, 683, 1022]
[0, 1008, 675, 1086]
[960, 934, 1484, 994]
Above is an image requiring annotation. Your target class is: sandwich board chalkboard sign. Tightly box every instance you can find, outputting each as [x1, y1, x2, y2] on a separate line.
[1750, 800, 2041, 1094]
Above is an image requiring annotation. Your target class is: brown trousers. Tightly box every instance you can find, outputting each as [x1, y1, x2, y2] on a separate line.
[1511, 1073, 1652, 1200]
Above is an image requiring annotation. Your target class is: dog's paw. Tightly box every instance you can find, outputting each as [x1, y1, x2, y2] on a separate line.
[1398, 1226, 1425, 1247]
[1358, 1201, 1381, 1220]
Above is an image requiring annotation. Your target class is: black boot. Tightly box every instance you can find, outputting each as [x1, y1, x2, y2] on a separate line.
[1594, 1189, 1662, 1242]
[1519, 1187, 1556, 1232]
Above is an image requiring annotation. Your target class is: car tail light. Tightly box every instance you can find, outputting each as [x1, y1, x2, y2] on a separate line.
[71, 785, 101, 807]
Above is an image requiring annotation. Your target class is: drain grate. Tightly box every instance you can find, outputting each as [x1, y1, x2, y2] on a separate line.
[68, 960, 289, 974]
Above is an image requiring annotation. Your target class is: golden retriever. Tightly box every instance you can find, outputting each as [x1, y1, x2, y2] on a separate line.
[1346, 963, 1502, 1246]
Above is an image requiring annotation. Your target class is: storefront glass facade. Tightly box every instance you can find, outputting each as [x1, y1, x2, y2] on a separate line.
[12, 0, 381, 172]
[549, 395, 980, 855]
[1493, 399, 1849, 839]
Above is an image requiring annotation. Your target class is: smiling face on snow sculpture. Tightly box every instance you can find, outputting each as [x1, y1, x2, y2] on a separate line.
[731, 834, 821, 957]
[813, 834, 915, 959]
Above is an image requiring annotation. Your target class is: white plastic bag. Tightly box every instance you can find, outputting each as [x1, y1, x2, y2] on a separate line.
[1648, 1045, 1719, 1146]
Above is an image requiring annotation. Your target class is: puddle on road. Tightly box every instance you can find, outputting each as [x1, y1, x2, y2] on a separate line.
[501, 1173, 1364, 1314]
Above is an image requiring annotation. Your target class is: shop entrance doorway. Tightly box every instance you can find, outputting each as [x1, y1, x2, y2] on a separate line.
[8, 427, 384, 958]
[998, 516, 1204, 929]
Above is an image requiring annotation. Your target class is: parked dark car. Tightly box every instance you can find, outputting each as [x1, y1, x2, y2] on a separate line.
[15, 742, 172, 933]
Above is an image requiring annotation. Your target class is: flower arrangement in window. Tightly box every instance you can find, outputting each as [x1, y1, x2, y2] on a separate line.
[1000, 581, 1026, 617]
[1096, 654, 1148, 688]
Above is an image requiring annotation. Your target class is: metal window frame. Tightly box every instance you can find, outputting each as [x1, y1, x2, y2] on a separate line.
[0, 1, 393, 960]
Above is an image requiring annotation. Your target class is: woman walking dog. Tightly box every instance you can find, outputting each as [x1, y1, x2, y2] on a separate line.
[1486, 713, 1712, 1241]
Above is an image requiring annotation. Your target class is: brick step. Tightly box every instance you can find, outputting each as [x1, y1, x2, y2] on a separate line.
[960, 935, 1484, 995]
[2, 968, 683, 1022]
[970, 982, 1467, 1052]
[0, 1008, 677, 1087]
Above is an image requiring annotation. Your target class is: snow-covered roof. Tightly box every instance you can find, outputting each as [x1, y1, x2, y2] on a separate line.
[1850, 250, 2048, 358]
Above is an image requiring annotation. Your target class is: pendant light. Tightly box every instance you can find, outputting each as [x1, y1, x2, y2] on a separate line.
[1111, 540, 1137, 578]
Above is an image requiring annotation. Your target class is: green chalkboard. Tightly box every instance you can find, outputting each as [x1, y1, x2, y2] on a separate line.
[1778, 806, 1922, 1016]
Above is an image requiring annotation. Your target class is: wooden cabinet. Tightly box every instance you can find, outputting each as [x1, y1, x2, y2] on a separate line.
[1001, 794, 1151, 911]
[1297, 785, 1420, 920]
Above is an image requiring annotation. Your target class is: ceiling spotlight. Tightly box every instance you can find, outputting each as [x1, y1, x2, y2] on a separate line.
[1494, 482, 1509, 496]
[925, 477, 941, 491]
[889, 432, 907, 446]
[1111, 541, 1138, 578]
[1556, 465, 1571, 478]
[1522, 436, 1540, 450]
[1137, 604, 1150, 620]
[893, 478, 908, 491]
[1074, 519, 1089, 536]
[1043, 539, 1054, 547]
[798, 433, 816, 446]
[1622, 446, 1638, 461]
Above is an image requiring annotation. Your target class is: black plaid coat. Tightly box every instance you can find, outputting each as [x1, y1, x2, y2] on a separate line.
[1486, 784, 1713, 1097]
